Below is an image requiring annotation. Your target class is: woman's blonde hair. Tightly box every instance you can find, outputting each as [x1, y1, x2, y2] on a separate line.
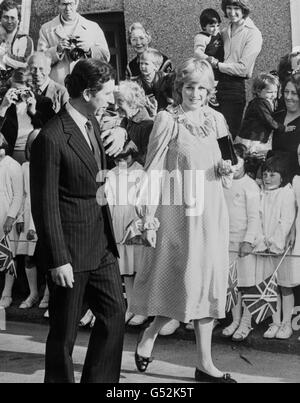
[173, 58, 215, 105]
[114, 80, 147, 110]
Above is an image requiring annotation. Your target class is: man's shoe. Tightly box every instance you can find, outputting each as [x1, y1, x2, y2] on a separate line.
[195, 368, 237, 383]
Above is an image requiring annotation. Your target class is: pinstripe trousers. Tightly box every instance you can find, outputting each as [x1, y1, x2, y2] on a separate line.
[45, 251, 126, 383]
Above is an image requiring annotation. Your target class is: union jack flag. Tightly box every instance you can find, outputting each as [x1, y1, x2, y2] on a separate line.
[0, 236, 16, 276]
[242, 275, 278, 324]
[226, 260, 239, 312]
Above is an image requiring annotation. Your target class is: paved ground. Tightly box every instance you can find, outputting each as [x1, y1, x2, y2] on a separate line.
[0, 321, 300, 383]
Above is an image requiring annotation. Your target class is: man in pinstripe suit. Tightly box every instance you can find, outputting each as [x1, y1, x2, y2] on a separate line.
[30, 59, 126, 383]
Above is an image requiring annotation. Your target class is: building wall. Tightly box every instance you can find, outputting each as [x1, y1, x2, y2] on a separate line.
[124, 0, 291, 81]
[30, 0, 291, 82]
[29, 0, 124, 44]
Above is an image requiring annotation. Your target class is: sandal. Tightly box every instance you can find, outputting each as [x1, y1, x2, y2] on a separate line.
[222, 321, 240, 338]
[39, 296, 49, 309]
[19, 295, 39, 309]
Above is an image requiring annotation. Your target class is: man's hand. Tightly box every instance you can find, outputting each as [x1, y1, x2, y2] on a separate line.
[3, 217, 15, 235]
[51, 263, 74, 288]
[26, 91, 37, 115]
[101, 127, 127, 157]
[0, 88, 18, 114]
[75, 34, 91, 53]
[57, 38, 71, 55]
[239, 242, 254, 258]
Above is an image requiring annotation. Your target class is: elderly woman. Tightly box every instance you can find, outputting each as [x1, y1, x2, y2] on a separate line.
[272, 72, 300, 179]
[125, 22, 173, 79]
[130, 59, 237, 383]
[212, 0, 262, 138]
[114, 80, 154, 166]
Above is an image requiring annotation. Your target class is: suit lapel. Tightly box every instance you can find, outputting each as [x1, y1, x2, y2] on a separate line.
[90, 115, 107, 171]
[61, 111, 99, 180]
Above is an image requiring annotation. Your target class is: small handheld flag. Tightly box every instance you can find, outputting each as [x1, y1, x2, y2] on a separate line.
[0, 236, 16, 277]
[226, 260, 239, 312]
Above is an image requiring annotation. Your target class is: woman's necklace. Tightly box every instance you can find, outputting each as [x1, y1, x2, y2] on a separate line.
[179, 104, 211, 138]
[179, 105, 204, 126]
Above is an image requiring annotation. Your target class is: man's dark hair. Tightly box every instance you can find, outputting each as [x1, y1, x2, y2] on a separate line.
[0, 0, 21, 21]
[65, 59, 115, 98]
[221, 0, 251, 18]
[199, 8, 221, 30]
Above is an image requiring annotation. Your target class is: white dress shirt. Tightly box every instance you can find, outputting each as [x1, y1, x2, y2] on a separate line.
[65, 102, 92, 149]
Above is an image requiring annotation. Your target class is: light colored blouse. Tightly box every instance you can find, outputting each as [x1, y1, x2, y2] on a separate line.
[219, 17, 262, 78]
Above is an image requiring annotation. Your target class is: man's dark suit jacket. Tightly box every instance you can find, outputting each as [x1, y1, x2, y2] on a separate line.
[0, 95, 55, 156]
[30, 109, 118, 273]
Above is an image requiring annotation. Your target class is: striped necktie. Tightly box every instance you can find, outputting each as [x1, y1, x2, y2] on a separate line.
[85, 120, 102, 170]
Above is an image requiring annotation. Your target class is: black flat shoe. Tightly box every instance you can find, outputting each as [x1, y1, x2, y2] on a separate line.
[195, 368, 237, 383]
[134, 331, 154, 373]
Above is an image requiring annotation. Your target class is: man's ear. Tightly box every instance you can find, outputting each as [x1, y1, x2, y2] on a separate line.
[82, 89, 91, 102]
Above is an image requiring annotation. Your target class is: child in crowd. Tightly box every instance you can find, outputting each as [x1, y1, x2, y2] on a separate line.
[222, 144, 261, 341]
[253, 156, 296, 340]
[236, 73, 295, 158]
[17, 130, 49, 309]
[0, 134, 23, 308]
[273, 144, 300, 341]
[114, 80, 154, 166]
[135, 48, 173, 115]
[194, 8, 224, 107]
[105, 149, 147, 326]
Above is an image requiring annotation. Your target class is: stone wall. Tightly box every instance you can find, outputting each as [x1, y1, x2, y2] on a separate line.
[30, 0, 291, 87]
[124, 0, 291, 92]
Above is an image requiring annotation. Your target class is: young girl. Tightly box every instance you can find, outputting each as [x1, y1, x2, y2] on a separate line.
[274, 144, 300, 340]
[222, 144, 261, 341]
[253, 156, 296, 339]
[236, 73, 295, 158]
[16, 130, 49, 309]
[105, 149, 147, 326]
[0, 134, 23, 308]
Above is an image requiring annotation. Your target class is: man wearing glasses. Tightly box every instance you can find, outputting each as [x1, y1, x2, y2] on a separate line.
[38, 0, 110, 86]
[0, 0, 33, 71]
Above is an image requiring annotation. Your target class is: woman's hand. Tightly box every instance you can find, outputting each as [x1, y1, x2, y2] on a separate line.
[239, 242, 254, 258]
[142, 229, 157, 248]
[218, 159, 233, 176]
[3, 217, 15, 235]
[26, 91, 37, 115]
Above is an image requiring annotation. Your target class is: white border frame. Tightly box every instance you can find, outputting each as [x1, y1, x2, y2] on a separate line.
[290, 0, 300, 49]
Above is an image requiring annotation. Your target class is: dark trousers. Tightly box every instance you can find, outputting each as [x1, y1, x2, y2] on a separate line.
[45, 254, 126, 383]
[217, 75, 246, 139]
[219, 101, 246, 139]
